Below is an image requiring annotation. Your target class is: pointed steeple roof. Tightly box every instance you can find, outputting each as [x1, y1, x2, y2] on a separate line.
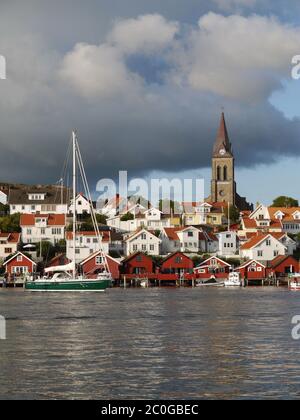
[213, 113, 233, 157]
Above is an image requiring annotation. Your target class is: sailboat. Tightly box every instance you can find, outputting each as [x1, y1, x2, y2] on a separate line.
[25, 132, 112, 292]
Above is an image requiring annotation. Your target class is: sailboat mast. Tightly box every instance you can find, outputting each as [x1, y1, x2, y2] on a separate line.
[72, 131, 77, 278]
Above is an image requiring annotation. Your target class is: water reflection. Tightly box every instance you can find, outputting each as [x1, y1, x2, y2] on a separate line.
[0, 287, 299, 399]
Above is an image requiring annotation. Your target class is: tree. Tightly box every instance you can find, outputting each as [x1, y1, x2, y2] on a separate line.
[120, 212, 134, 221]
[37, 241, 56, 261]
[191, 255, 203, 267]
[0, 213, 21, 233]
[272, 196, 299, 208]
[55, 239, 66, 254]
[229, 205, 240, 224]
[96, 214, 108, 225]
[0, 203, 9, 216]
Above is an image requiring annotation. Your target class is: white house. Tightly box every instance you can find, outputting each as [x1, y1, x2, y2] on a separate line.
[0, 189, 8, 205]
[240, 233, 287, 261]
[69, 193, 91, 215]
[107, 206, 171, 233]
[0, 232, 21, 262]
[124, 229, 161, 256]
[66, 231, 110, 263]
[20, 214, 66, 245]
[9, 187, 69, 215]
[160, 227, 218, 255]
[217, 231, 239, 257]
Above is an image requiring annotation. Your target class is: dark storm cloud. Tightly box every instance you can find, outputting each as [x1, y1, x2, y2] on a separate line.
[0, 0, 299, 188]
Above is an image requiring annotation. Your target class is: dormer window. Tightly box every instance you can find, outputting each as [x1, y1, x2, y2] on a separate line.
[28, 193, 46, 201]
[274, 211, 285, 220]
[293, 211, 300, 220]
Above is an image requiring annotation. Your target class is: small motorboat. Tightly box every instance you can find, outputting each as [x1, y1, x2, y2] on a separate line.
[140, 278, 149, 288]
[289, 278, 300, 291]
[224, 272, 242, 287]
[196, 276, 224, 288]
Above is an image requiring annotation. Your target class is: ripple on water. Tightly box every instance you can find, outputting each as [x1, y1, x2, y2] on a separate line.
[0, 287, 299, 399]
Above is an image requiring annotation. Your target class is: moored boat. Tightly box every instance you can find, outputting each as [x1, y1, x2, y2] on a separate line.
[196, 276, 224, 288]
[224, 272, 242, 287]
[25, 132, 112, 292]
[289, 278, 300, 291]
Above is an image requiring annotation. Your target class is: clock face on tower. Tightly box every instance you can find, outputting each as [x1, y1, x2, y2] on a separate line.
[219, 149, 226, 156]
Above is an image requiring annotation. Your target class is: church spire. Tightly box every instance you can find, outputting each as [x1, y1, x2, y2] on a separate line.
[213, 112, 233, 157]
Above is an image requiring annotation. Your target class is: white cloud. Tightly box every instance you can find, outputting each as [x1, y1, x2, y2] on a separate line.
[169, 13, 300, 102]
[108, 14, 179, 54]
[59, 42, 142, 98]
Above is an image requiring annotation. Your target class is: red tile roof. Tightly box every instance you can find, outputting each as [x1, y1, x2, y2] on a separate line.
[240, 233, 286, 250]
[0, 232, 21, 243]
[242, 217, 257, 229]
[20, 214, 66, 226]
[164, 228, 180, 241]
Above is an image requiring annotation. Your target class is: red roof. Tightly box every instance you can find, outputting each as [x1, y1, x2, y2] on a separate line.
[240, 233, 286, 250]
[269, 254, 298, 269]
[242, 217, 257, 229]
[20, 214, 66, 226]
[164, 228, 180, 241]
[0, 232, 21, 243]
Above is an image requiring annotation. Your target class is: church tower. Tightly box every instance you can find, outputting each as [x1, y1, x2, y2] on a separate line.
[211, 113, 236, 206]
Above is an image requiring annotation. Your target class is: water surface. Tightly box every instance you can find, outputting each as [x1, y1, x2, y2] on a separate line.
[0, 287, 299, 400]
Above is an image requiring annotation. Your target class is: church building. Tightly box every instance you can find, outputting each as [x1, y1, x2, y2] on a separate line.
[210, 113, 252, 211]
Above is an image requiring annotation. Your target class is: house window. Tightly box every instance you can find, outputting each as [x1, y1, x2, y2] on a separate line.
[257, 267, 262, 272]
[27, 229, 32, 235]
[17, 255, 23, 262]
[52, 228, 62, 235]
[266, 240, 271, 246]
[141, 234, 147, 240]
[175, 256, 182, 263]
[96, 256, 103, 265]
[75, 249, 80, 254]
[136, 255, 142, 262]
[133, 245, 138, 252]
[13, 266, 28, 274]
[258, 251, 263, 257]
[150, 245, 154, 251]
[4, 248, 12, 254]
[188, 231, 193, 237]
[198, 269, 206, 274]
[274, 251, 279, 257]
[142, 245, 147, 251]
[41, 228, 46, 235]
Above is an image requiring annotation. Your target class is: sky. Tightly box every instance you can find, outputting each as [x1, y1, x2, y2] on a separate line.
[0, 0, 300, 206]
